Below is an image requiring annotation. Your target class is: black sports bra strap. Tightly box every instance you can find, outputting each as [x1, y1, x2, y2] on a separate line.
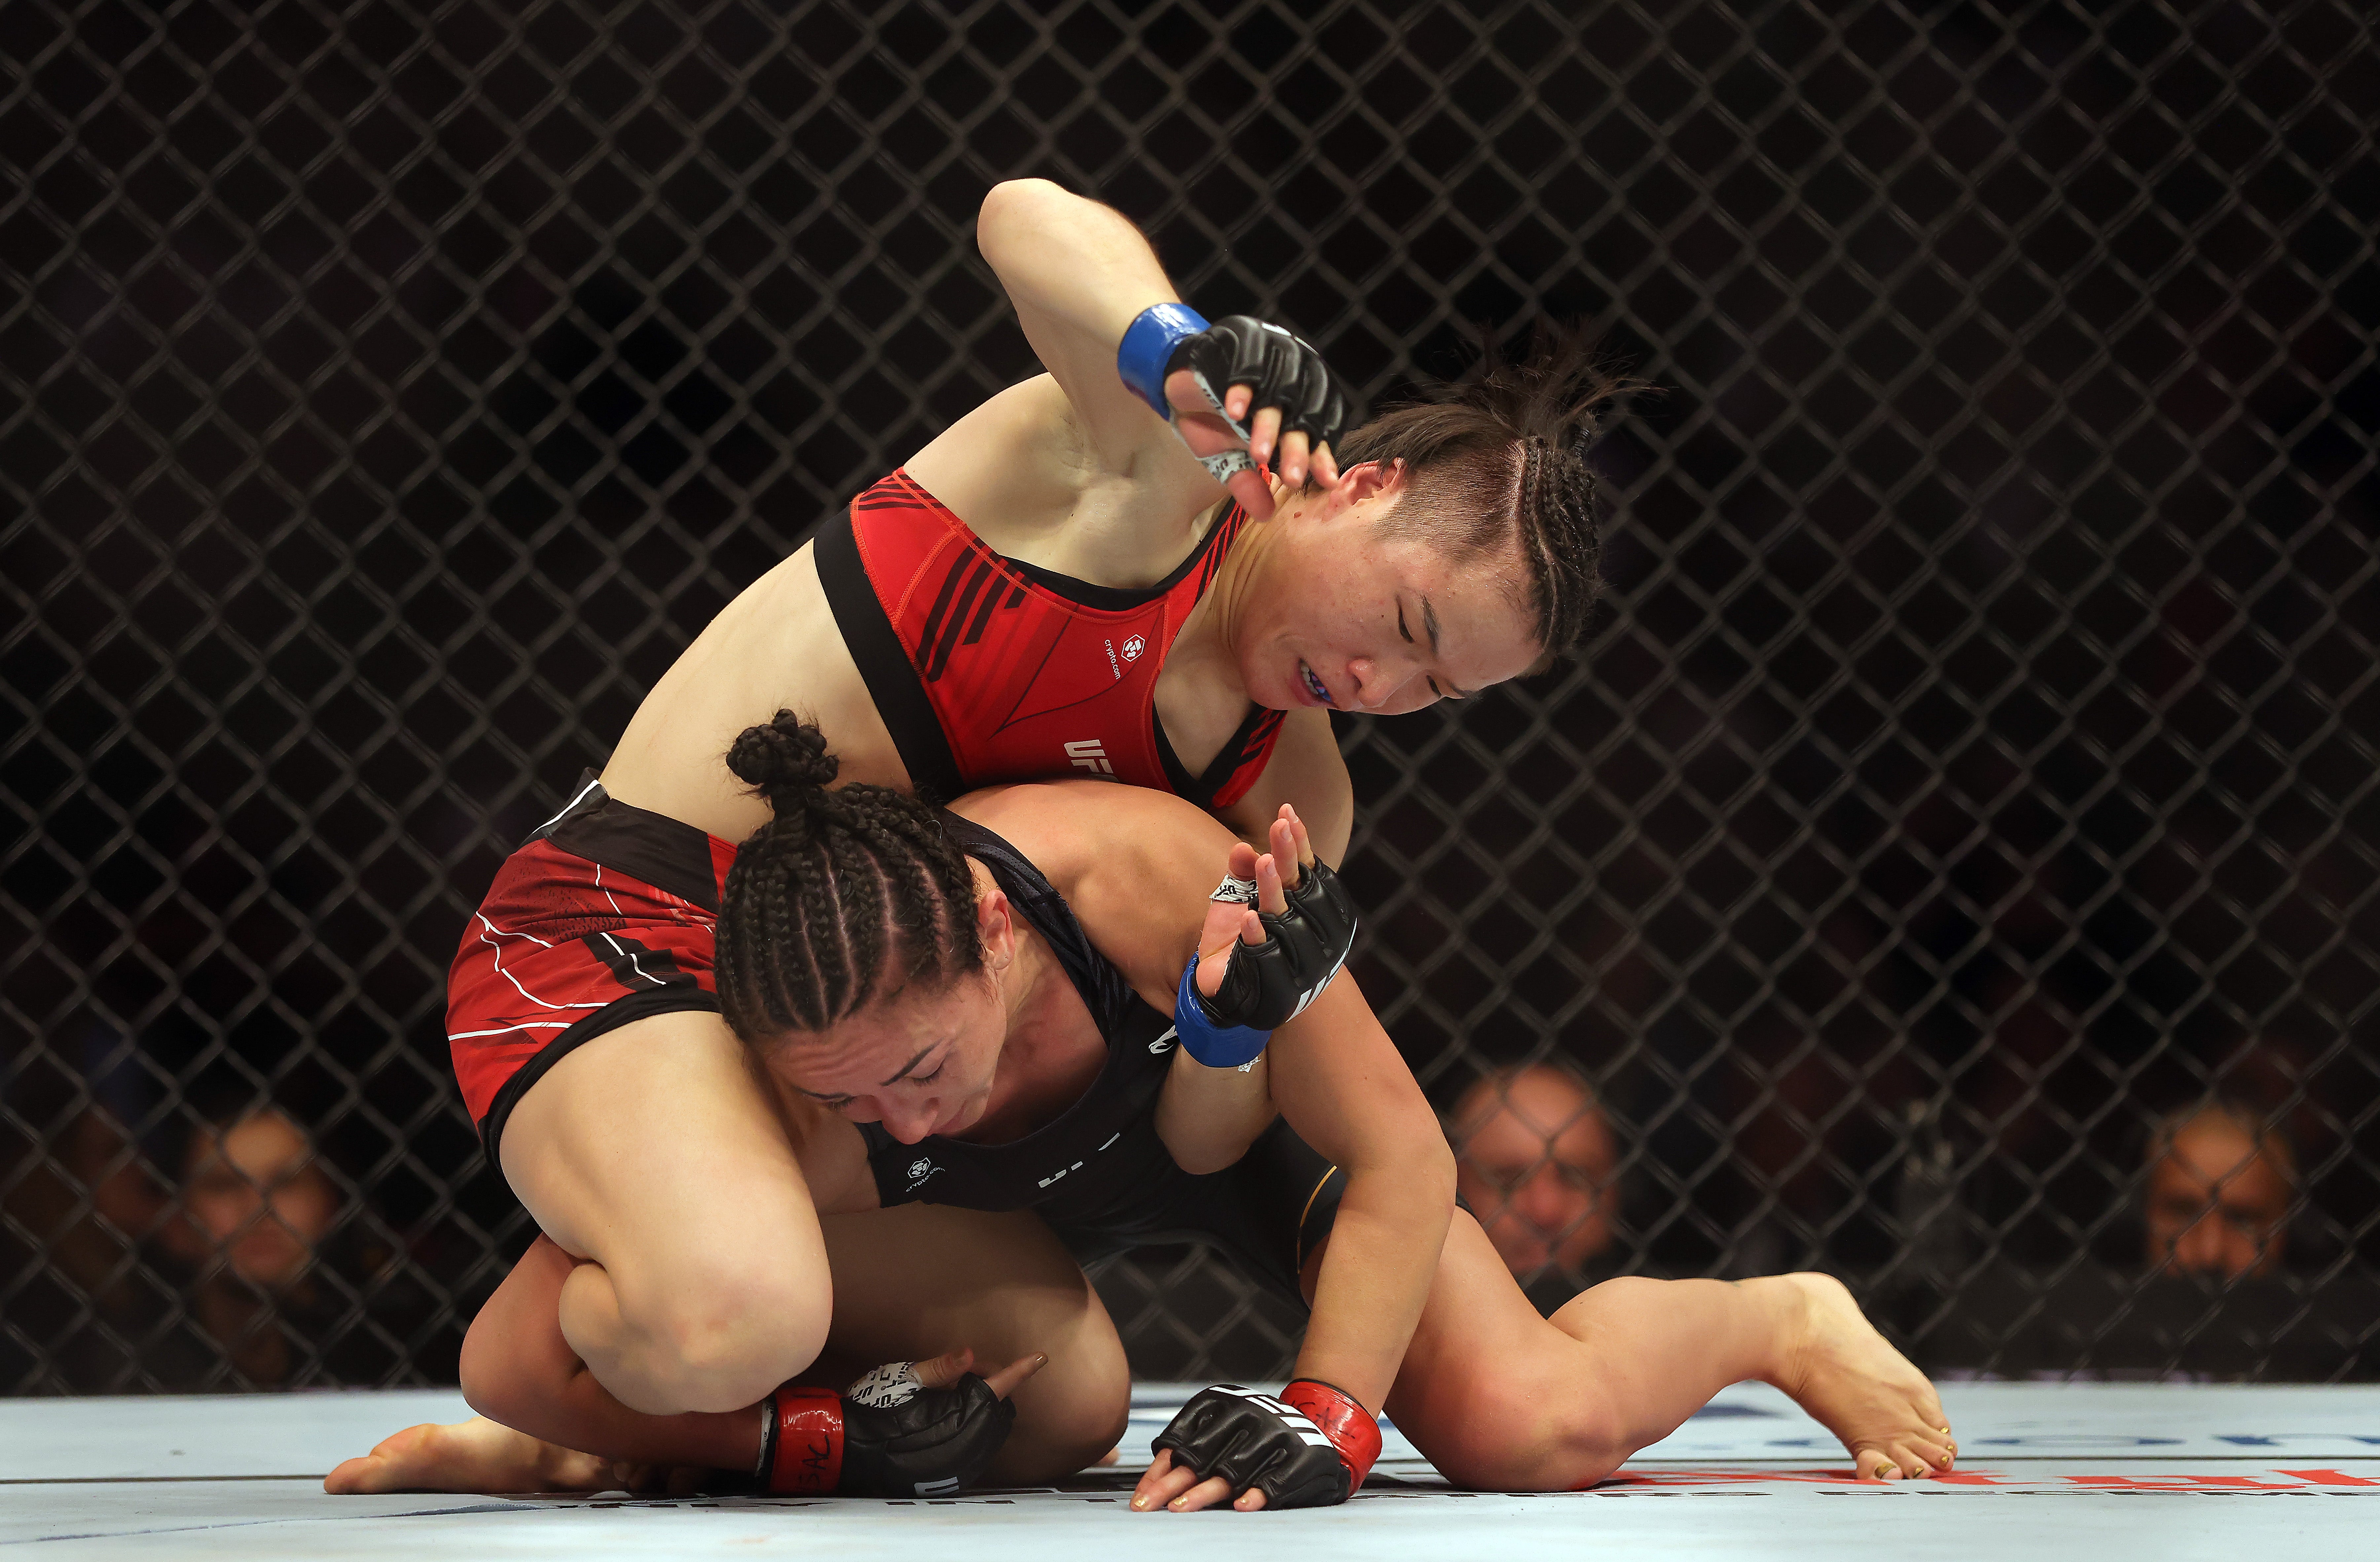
[939, 812, 1141, 1037]
[815, 513, 967, 803]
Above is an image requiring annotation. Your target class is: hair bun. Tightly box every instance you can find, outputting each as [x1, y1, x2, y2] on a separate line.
[727, 711, 840, 804]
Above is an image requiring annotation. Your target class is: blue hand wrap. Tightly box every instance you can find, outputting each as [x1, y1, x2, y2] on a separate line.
[1117, 303, 1210, 418]
[1174, 959, 1269, 1069]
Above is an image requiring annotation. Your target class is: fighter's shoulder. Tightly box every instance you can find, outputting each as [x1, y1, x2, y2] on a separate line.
[951, 781, 1223, 948]
[953, 780, 1223, 876]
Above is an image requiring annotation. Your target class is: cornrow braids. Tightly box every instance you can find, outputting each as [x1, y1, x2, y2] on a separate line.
[1332, 324, 1640, 659]
[714, 712, 984, 1043]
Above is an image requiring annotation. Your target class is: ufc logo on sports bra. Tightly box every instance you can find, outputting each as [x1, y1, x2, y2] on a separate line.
[1065, 739, 1116, 777]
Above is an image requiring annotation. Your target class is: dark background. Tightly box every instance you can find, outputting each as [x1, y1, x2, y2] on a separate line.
[4, 0, 2376, 1390]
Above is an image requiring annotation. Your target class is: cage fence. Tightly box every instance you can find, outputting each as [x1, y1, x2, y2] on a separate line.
[3, 0, 2377, 1395]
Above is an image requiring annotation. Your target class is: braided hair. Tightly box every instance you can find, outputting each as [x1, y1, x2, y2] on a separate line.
[1330, 325, 1637, 660]
[714, 712, 984, 1043]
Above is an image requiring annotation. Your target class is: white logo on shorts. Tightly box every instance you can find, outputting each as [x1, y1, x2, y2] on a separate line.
[1148, 1027, 1178, 1055]
[1121, 634, 1146, 662]
[907, 1158, 931, 1180]
[1065, 738, 1117, 777]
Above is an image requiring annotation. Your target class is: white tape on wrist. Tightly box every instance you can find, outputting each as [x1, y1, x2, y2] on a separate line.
[1211, 874, 1260, 905]
[846, 1360, 926, 1409]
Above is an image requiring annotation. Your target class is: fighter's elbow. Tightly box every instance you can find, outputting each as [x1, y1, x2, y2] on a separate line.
[1167, 1119, 1270, 1177]
[1412, 1135, 1458, 1214]
[977, 178, 1069, 264]
[1346, 1123, 1455, 1221]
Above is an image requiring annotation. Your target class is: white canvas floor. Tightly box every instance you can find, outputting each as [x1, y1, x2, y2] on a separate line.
[5, 1380, 2375, 1558]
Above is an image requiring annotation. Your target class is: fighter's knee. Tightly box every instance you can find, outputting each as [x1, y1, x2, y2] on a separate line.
[1422, 1373, 1629, 1492]
[640, 1269, 831, 1409]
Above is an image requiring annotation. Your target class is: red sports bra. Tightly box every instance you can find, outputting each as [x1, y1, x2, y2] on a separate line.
[814, 470, 1284, 809]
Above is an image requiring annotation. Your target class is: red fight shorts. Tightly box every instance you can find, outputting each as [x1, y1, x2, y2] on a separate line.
[446, 775, 737, 1167]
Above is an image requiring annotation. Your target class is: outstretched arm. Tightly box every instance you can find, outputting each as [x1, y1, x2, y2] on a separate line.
[1040, 782, 1452, 1506]
[1268, 973, 1454, 1407]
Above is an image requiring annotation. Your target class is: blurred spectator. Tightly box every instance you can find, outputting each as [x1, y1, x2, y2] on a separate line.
[159, 1107, 343, 1383]
[15, 1093, 378, 1391]
[1449, 1064, 1620, 1285]
[2144, 1100, 2296, 1280]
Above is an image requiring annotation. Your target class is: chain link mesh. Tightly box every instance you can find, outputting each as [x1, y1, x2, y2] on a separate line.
[5, 0, 2377, 1394]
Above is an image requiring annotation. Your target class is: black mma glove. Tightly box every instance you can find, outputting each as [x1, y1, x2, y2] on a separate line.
[761, 1361, 1016, 1497]
[1174, 855, 1359, 1068]
[1117, 304, 1355, 484]
[1149, 1380, 1383, 1509]
[1165, 314, 1353, 460]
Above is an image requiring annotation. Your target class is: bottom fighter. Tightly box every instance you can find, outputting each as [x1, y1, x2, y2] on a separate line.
[331, 716, 1955, 1507]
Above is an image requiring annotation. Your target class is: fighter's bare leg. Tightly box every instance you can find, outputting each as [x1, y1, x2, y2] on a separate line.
[497, 1009, 831, 1416]
[326, 1206, 1123, 1494]
[1377, 1213, 1952, 1489]
[1133, 1211, 1952, 1507]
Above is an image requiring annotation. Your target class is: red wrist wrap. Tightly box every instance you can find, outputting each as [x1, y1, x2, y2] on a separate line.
[1280, 1379, 1381, 1492]
[766, 1386, 844, 1495]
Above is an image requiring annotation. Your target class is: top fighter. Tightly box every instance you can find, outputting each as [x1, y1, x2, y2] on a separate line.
[592, 175, 1611, 867]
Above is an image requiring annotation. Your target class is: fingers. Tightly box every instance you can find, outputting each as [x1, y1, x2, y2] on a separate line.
[1130, 1450, 1268, 1513]
[1246, 404, 1284, 481]
[1133, 1450, 1205, 1511]
[1226, 466, 1278, 522]
[1309, 440, 1341, 488]
[1275, 427, 1311, 489]
[1279, 804, 1315, 871]
[1267, 812, 1312, 893]
[979, 1351, 1048, 1401]
[912, 1347, 974, 1390]
[1165, 1473, 1238, 1512]
[1253, 849, 1286, 917]
[1196, 895, 1247, 990]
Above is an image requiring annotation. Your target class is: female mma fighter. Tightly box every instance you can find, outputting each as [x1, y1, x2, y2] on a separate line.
[339, 718, 1956, 1508]
[437, 174, 1618, 1472]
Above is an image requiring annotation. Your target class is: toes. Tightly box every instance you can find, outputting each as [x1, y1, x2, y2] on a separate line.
[1885, 1441, 1938, 1479]
[323, 1456, 378, 1495]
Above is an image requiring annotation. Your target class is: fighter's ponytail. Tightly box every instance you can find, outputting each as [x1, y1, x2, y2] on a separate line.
[715, 712, 984, 1041]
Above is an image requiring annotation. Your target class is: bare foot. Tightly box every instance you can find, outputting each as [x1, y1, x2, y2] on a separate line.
[1768, 1274, 1954, 1481]
[324, 1416, 615, 1495]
